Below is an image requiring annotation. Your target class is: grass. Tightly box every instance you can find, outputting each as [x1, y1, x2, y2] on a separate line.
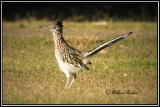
[2, 19, 157, 104]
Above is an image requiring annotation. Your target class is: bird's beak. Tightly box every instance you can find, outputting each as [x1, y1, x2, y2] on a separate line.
[39, 25, 49, 30]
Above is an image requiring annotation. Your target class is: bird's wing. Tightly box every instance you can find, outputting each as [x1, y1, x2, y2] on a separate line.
[83, 31, 133, 58]
[60, 46, 89, 70]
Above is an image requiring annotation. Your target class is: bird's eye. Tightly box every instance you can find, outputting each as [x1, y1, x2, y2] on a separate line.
[54, 27, 59, 30]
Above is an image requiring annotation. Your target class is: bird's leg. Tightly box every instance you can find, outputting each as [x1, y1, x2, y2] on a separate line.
[64, 71, 70, 89]
[66, 77, 69, 89]
[68, 73, 77, 88]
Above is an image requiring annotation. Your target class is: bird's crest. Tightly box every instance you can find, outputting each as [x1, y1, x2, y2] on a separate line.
[54, 21, 63, 28]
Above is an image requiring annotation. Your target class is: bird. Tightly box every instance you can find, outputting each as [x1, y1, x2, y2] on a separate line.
[39, 21, 132, 88]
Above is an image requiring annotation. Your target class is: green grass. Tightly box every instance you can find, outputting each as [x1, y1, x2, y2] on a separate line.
[2, 20, 157, 104]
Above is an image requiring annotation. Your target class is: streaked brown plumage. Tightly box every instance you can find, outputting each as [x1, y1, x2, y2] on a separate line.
[39, 21, 132, 88]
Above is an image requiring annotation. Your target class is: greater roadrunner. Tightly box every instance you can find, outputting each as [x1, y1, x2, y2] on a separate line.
[39, 21, 132, 88]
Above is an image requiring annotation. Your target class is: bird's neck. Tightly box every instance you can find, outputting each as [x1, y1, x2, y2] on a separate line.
[52, 32, 67, 50]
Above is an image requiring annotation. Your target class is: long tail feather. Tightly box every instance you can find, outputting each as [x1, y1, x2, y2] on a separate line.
[83, 31, 133, 58]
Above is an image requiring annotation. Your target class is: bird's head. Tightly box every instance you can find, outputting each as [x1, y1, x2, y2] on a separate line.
[39, 21, 63, 34]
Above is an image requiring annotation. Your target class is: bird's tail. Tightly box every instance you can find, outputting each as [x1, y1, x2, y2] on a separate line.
[83, 31, 133, 58]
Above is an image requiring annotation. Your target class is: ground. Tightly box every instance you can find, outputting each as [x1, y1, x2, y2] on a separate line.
[2, 20, 157, 104]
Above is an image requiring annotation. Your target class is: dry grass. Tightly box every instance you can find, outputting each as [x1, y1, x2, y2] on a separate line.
[2, 20, 157, 104]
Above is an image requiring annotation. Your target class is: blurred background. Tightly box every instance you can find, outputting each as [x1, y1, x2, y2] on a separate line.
[2, 2, 158, 21]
